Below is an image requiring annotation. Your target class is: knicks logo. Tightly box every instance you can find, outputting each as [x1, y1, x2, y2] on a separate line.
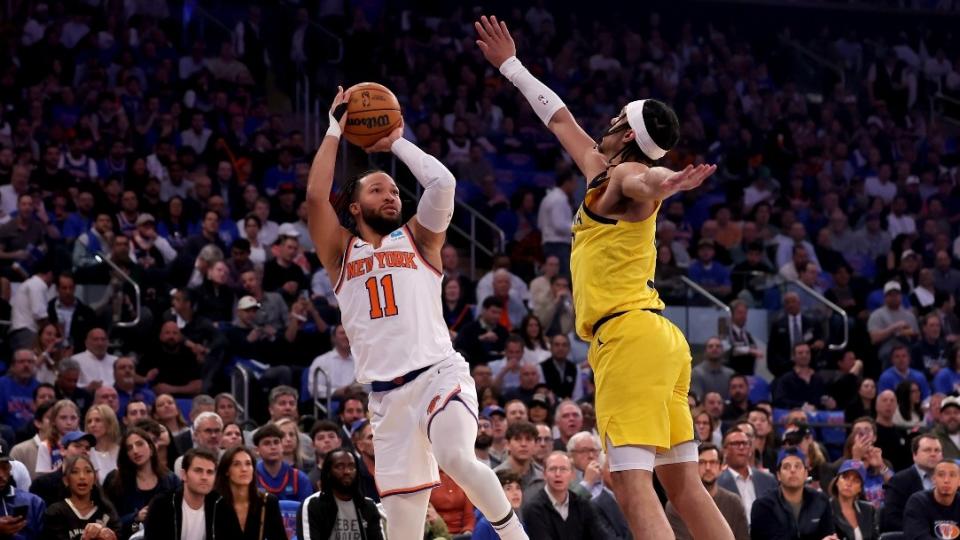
[426, 395, 442, 415]
[935, 522, 960, 540]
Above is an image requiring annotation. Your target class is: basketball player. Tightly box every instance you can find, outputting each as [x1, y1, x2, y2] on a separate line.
[306, 86, 527, 540]
[477, 16, 733, 540]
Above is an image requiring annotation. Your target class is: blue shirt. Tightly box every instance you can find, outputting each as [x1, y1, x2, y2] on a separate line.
[0, 486, 45, 540]
[688, 260, 731, 287]
[933, 368, 960, 395]
[255, 461, 312, 503]
[115, 384, 157, 419]
[877, 367, 932, 400]
[0, 376, 39, 431]
[61, 213, 91, 241]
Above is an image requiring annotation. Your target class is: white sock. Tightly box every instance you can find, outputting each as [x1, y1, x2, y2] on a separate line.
[491, 509, 528, 540]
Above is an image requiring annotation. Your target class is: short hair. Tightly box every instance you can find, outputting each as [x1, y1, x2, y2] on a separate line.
[253, 423, 284, 445]
[33, 383, 54, 401]
[505, 334, 525, 348]
[504, 421, 538, 441]
[912, 433, 940, 454]
[192, 394, 215, 410]
[269, 385, 298, 404]
[729, 374, 749, 387]
[890, 342, 910, 357]
[125, 399, 147, 414]
[182, 447, 218, 470]
[310, 420, 340, 439]
[566, 431, 601, 453]
[192, 411, 223, 432]
[482, 296, 504, 310]
[496, 469, 522, 488]
[722, 427, 746, 445]
[699, 442, 723, 464]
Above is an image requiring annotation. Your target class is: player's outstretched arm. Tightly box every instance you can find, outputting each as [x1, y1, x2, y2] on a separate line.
[367, 124, 455, 257]
[475, 15, 605, 180]
[306, 86, 354, 274]
[611, 163, 717, 203]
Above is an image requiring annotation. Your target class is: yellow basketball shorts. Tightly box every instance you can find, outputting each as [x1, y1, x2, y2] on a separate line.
[588, 309, 694, 451]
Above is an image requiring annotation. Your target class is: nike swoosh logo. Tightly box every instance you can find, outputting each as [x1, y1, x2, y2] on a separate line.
[354, 242, 365, 249]
[597, 337, 605, 348]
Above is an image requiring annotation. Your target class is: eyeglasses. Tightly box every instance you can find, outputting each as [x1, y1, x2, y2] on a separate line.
[725, 440, 751, 448]
[546, 466, 571, 474]
[571, 448, 600, 455]
[536, 437, 552, 443]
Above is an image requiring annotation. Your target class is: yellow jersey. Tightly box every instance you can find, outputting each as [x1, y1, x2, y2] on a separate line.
[570, 170, 665, 340]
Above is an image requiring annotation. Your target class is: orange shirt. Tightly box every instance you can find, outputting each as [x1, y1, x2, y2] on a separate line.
[429, 471, 476, 533]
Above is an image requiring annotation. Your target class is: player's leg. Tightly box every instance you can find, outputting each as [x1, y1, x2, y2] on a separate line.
[607, 445, 675, 539]
[380, 489, 431, 539]
[429, 402, 527, 540]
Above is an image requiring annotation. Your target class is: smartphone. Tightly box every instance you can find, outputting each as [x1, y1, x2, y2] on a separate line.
[10, 505, 27, 519]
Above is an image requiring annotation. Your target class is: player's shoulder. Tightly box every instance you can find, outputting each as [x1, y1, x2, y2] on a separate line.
[610, 161, 650, 179]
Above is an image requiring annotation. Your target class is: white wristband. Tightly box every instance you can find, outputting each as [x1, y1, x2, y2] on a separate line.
[497, 56, 564, 126]
[326, 113, 342, 139]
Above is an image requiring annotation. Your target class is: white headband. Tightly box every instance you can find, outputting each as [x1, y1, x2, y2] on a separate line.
[624, 99, 668, 160]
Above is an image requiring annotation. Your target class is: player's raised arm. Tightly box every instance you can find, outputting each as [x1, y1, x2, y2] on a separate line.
[611, 163, 717, 203]
[366, 125, 456, 254]
[306, 86, 354, 274]
[475, 15, 605, 180]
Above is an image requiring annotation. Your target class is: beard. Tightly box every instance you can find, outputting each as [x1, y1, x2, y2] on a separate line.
[475, 433, 493, 450]
[361, 206, 403, 236]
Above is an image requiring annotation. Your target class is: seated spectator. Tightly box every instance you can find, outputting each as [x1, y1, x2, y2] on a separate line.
[911, 313, 948, 378]
[442, 277, 474, 338]
[0, 443, 45, 539]
[103, 427, 179, 538]
[532, 275, 574, 337]
[727, 301, 764, 375]
[307, 325, 356, 399]
[874, 390, 912, 471]
[892, 380, 924, 430]
[539, 335, 577, 399]
[192, 260, 235, 324]
[750, 448, 835, 540]
[828, 459, 878, 540]
[84, 404, 120, 484]
[213, 446, 287, 540]
[351, 420, 378, 503]
[475, 254, 530, 307]
[767, 292, 825, 377]
[722, 374, 752, 424]
[655, 243, 688, 304]
[41, 455, 120, 539]
[483, 269, 529, 331]
[933, 346, 960, 396]
[878, 343, 932, 400]
[113, 356, 156, 415]
[868, 281, 919, 365]
[455, 297, 509, 366]
[0, 349, 40, 432]
[932, 396, 960, 460]
[172, 412, 223, 475]
[688, 239, 732, 301]
[691, 337, 735, 400]
[522, 451, 604, 539]
[902, 460, 960, 540]
[253, 423, 311, 503]
[297, 448, 383, 540]
[71, 328, 117, 392]
[772, 343, 834, 410]
[144, 448, 220, 540]
[33, 322, 73, 386]
[46, 273, 97, 356]
[491, 336, 540, 393]
[667, 442, 749, 540]
[139, 322, 202, 397]
[881, 434, 944, 532]
[719, 428, 778, 526]
[36, 400, 81, 477]
[494, 421, 543, 493]
[262, 235, 306, 299]
[130, 213, 177, 270]
[552, 401, 584, 452]
[123, 400, 150, 428]
[566, 432, 602, 499]
[518, 315, 551, 365]
[472, 469, 526, 540]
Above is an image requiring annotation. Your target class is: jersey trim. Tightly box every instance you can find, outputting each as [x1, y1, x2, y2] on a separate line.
[581, 200, 618, 225]
[378, 481, 441, 498]
[402, 224, 443, 277]
[333, 236, 355, 294]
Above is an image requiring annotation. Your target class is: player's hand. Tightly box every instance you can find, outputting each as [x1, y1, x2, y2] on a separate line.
[662, 164, 716, 194]
[365, 119, 404, 153]
[329, 85, 352, 133]
[475, 15, 517, 67]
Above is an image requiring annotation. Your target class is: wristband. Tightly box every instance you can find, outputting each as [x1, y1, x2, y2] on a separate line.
[326, 103, 347, 139]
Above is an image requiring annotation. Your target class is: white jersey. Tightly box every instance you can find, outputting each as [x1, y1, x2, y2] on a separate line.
[333, 224, 456, 383]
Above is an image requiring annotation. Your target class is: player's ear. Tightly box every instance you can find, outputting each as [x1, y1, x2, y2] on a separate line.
[349, 201, 361, 217]
[622, 129, 636, 143]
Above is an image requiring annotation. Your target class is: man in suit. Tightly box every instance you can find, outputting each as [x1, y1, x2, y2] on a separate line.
[522, 451, 606, 539]
[540, 334, 577, 399]
[667, 443, 749, 540]
[173, 394, 215, 454]
[881, 433, 944, 532]
[767, 292, 825, 376]
[454, 297, 509, 367]
[46, 273, 98, 353]
[717, 428, 778, 527]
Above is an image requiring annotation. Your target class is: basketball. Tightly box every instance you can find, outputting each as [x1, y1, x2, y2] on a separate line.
[343, 82, 403, 148]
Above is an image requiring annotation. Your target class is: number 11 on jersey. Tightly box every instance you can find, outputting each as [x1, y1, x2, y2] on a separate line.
[365, 275, 399, 319]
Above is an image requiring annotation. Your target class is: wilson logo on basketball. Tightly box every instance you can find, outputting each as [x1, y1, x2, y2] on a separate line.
[935, 522, 960, 539]
[427, 395, 441, 415]
[347, 115, 392, 129]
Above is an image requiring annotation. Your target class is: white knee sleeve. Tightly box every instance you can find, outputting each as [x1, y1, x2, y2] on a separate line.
[654, 441, 699, 467]
[606, 437, 699, 472]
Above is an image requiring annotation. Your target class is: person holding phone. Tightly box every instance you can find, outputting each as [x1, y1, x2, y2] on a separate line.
[0, 442, 45, 539]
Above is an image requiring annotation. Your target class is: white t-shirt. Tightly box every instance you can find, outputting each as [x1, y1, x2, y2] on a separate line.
[332, 496, 361, 539]
[181, 499, 206, 540]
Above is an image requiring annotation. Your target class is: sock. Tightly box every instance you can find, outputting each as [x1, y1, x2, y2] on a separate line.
[491, 509, 528, 540]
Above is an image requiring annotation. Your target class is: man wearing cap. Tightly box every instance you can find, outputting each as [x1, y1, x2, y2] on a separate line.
[239, 269, 287, 332]
[868, 281, 919, 364]
[0, 441, 44, 539]
[29, 431, 95, 504]
[881, 434, 944, 533]
[933, 396, 960, 461]
[750, 448, 837, 539]
[483, 405, 510, 465]
[902, 459, 960, 540]
[131, 213, 176, 268]
[688, 239, 732, 302]
[878, 343, 932, 400]
[494, 421, 543, 492]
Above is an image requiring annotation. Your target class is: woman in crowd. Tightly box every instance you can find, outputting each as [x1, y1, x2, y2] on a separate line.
[86, 404, 122, 483]
[152, 393, 188, 435]
[519, 314, 550, 364]
[892, 380, 923, 429]
[214, 446, 287, 539]
[442, 278, 474, 339]
[41, 455, 120, 540]
[828, 460, 878, 540]
[156, 196, 198, 249]
[37, 399, 81, 475]
[195, 260, 236, 323]
[654, 244, 687, 304]
[33, 322, 72, 384]
[429, 469, 475, 536]
[221, 422, 245, 451]
[133, 418, 178, 473]
[104, 428, 179, 539]
[845, 378, 877, 424]
[215, 393, 242, 426]
[747, 407, 778, 471]
[276, 418, 310, 470]
[242, 214, 268, 266]
[693, 407, 718, 447]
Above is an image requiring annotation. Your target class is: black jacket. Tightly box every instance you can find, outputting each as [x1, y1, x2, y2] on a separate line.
[750, 487, 835, 540]
[522, 488, 604, 540]
[903, 490, 960, 540]
[881, 466, 925, 532]
[830, 498, 878, 540]
[767, 314, 823, 376]
[174, 430, 194, 455]
[47, 298, 99, 352]
[30, 469, 67, 504]
[454, 320, 508, 367]
[540, 358, 578, 399]
[296, 491, 383, 540]
[144, 487, 223, 540]
[214, 492, 288, 540]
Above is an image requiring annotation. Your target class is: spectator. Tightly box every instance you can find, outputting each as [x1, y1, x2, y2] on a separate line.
[902, 460, 960, 540]
[307, 325, 356, 399]
[538, 173, 574, 277]
[297, 448, 383, 540]
[441, 245, 475, 305]
[9, 261, 54, 351]
[253, 423, 311, 503]
[868, 281, 919, 364]
[532, 275, 575, 337]
[911, 313, 948, 378]
[213, 446, 287, 540]
[172, 412, 223, 475]
[472, 469, 526, 540]
[881, 434, 944, 533]
[475, 255, 530, 307]
[718, 428, 778, 526]
[113, 356, 155, 415]
[878, 344, 932, 400]
[193, 260, 235, 324]
[727, 300, 764, 375]
[932, 396, 960, 460]
[52, 359, 92, 414]
[123, 401, 150, 428]
[722, 375, 752, 424]
[36, 400, 80, 476]
[70, 328, 117, 392]
[262, 235, 305, 298]
[892, 380, 924, 430]
[430, 468, 476, 536]
[0, 441, 45, 540]
[84, 404, 120, 484]
[773, 343, 834, 410]
[144, 448, 221, 540]
[442, 277, 475, 338]
[767, 292, 825, 376]
[749, 448, 835, 540]
[552, 401, 584, 452]
[40, 454, 119, 539]
[0, 350, 40, 432]
[456, 297, 509, 366]
[566, 432, 602, 498]
[140, 322, 202, 397]
[667, 442, 749, 540]
[32, 322, 71, 385]
[691, 337, 735, 400]
[351, 420, 378, 503]
[474, 415, 499, 470]
[494, 421, 543, 492]
[828, 459, 878, 540]
[688, 239, 732, 301]
[491, 336, 538, 393]
[874, 390, 912, 472]
[505, 400, 529, 425]
[539, 335, 577, 399]
[522, 451, 604, 539]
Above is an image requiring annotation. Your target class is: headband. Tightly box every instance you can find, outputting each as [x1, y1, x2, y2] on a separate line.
[625, 99, 668, 160]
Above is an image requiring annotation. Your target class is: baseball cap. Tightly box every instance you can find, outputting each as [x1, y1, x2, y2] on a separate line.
[901, 249, 918, 260]
[883, 281, 902, 294]
[277, 222, 300, 238]
[776, 447, 807, 469]
[0, 441, 9, 462]
[60, 431, 96, 448]
[836, 459, 867, 484]
[481, 405, 506, 419]
[906, 175, 920, 185]
[237, 296, 261, 311]
[135, 213, 156, 226]
[941, 396, 960, 412]
[529, 395, 550, 409]
[697, 238, 715, 249]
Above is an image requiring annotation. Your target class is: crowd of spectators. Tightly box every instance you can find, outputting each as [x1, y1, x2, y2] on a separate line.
[0, 0, 957, 539]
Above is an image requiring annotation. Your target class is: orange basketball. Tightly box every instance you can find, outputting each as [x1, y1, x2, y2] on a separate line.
[343, 82, 403, 148]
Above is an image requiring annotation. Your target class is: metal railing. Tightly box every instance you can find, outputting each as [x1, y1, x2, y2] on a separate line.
[779, 35, 846, 88]
[230, 364, 251, 424]
[680, 276, 731, 336]
[311, 365, 334, 420]
[785, 278, 849, 351]
[94, 253, 141, 328]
